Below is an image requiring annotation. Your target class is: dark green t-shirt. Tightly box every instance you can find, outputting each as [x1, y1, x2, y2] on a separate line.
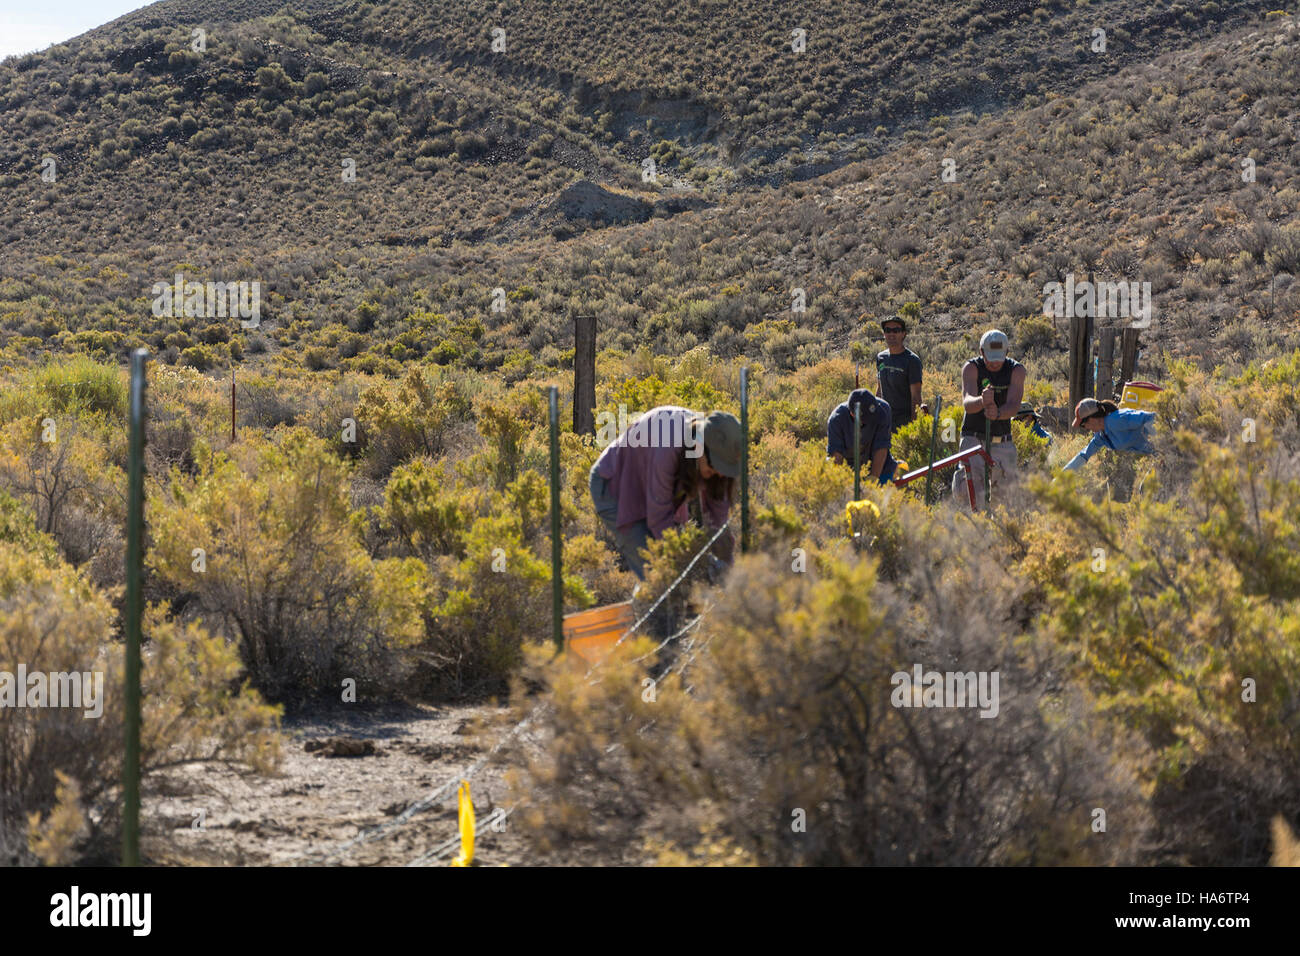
[876, 348, 922, 428]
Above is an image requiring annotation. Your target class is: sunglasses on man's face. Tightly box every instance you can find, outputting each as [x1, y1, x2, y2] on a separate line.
[883, 327, 904, 334]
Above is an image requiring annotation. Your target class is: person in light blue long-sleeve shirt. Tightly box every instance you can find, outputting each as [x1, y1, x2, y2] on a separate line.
[1061, 399, 1155, 472]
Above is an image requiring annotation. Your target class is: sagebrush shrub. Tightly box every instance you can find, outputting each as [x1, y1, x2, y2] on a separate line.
[0, 513, 279, 864]
[518, 517, 1150, 864]
[149, 429, 425, 705]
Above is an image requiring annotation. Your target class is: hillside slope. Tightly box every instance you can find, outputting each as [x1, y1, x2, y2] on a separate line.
[0, 2, 1296, 385]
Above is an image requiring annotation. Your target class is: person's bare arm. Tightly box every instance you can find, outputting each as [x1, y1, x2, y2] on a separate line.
[995, 367, 1027, 420]
[870, 446, 887, 479]
[910, 382, 925, 416]
[961, 364, 989, 413]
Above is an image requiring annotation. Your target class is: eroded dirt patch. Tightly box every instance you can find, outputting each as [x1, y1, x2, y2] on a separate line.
[142, 701, 550, 866]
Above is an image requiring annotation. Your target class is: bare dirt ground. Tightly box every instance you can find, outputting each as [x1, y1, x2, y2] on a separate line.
[141, 700, 634, 867]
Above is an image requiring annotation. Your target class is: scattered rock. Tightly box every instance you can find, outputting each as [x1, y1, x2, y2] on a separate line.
[399, 740, 481, 761]
[278, 783, 325, 796]
[304, 737, 377, 757]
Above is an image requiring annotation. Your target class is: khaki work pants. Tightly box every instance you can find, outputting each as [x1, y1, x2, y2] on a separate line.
[951, 435, 1017, 510]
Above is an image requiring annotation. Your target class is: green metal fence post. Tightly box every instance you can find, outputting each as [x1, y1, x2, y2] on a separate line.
[548, 386, 563, 650]
[123, 348, 147, 867]
[924, 396, 942, 505]
[852, 401, 861, 501]
[983, 416, 992, 511]
[740, 366, 749, 554]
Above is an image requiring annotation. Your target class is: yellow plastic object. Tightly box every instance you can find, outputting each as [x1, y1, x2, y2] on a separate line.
[1119, 381, 1163, 412]
[563, 601, 635, 670]
[451, 780, 475, 867]
[845, 499, 881, 537]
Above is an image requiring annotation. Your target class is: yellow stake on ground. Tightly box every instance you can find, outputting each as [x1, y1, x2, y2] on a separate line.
[451, 780, 475, 867]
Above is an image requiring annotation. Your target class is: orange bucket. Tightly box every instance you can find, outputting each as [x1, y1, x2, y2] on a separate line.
[563, 601, 636, 670]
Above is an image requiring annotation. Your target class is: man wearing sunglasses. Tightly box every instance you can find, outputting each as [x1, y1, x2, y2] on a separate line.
[876, 316, 927, 431]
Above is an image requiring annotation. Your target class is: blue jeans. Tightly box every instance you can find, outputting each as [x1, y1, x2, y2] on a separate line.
[590, 463, 651, 580]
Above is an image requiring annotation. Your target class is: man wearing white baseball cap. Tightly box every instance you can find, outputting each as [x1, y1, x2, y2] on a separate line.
[951, 329, 1026, 509]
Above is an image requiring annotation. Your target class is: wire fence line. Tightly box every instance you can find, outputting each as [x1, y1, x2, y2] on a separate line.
[279, 701, 551, 866]
[400, 530, 733, 868]
[278, 520, 732, 867]
[405, 798, 531, 867]
[589, 520, 731, 674]
[408, 599, 717, 864]
[399, 521, 731, 865]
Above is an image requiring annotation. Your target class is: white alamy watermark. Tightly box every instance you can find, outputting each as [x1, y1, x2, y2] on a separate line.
[1042, 273, 1153, 328]
[50, 886, 151, 936]
[150, 274, 261, 327]
[890, 664, 1000, 718]
[595, 405, 703, 457]
[0, 666, 104, 718]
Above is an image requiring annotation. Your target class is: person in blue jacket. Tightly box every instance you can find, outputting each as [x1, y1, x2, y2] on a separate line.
[827, 388, 897, 485]
[1061, 398, 1154, 472]
[1015, 402, 1053, 443]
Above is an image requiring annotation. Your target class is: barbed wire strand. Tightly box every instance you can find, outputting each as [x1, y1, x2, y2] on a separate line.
[280, 703, 550, 866]
[415, 599, 717, 863]
[405, 800, 529, 867]
[589, 521, 730, 672]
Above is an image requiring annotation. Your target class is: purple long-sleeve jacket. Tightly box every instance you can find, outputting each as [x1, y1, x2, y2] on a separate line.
[593, 406, 731, 538]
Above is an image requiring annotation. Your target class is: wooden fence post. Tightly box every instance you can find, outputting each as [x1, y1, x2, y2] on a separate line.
[1119, 328, 1141, 390]
[1097, 327, 1116, 400]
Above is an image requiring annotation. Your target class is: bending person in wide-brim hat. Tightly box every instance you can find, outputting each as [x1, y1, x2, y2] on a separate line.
[1015, 402, 1052, 443]
[1060, 398, 1154, 473]
[589, 406, 740, 580]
